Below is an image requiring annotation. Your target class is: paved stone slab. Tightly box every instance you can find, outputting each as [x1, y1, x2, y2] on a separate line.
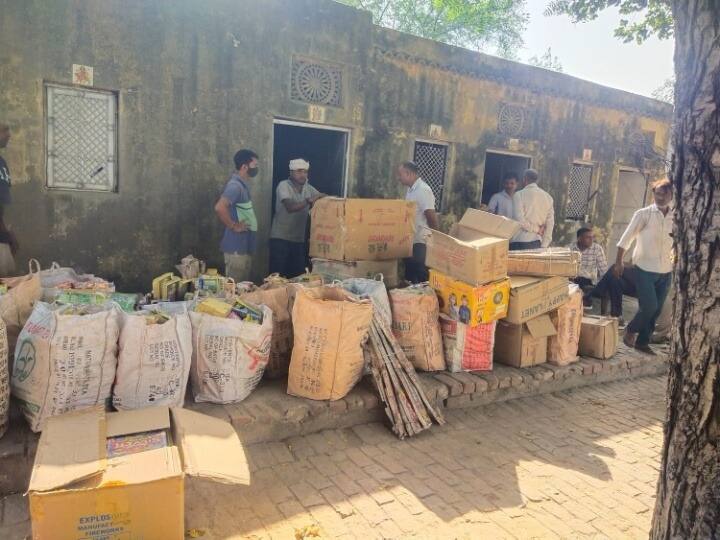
[1, 376, 667, 539]
[0, 345, 668, 498]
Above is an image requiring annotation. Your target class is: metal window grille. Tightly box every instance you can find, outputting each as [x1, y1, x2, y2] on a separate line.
[566, 164, 593, 220]
[46, 84, 117, 191]
[413, 141, 448, 211]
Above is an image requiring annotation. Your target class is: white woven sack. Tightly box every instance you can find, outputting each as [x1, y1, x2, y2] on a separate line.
[113, 311, 193, 410]
[10, 302, 120, 432]
[189, 305, 273, 404]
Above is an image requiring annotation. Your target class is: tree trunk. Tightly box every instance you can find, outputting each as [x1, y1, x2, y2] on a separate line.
[651, 2, 720, 538]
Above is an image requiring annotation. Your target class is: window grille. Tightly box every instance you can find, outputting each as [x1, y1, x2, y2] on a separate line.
[413, 141, 448, 211]
[46, 84, 117, 191]
[566, 163, 593, 220]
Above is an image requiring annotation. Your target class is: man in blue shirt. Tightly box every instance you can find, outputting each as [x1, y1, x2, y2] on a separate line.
[487, 171, 518, 219]
[214, 149, 259, 282]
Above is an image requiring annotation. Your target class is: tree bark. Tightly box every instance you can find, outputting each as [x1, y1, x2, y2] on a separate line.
[651, 2, 720, 538]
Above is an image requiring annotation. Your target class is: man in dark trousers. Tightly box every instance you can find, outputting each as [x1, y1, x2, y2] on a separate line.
[0, 123, 17, 276]
[269, 158, 324, 277]
[214, 149, 259, 282]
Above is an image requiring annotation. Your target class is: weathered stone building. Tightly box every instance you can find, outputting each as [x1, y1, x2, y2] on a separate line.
[0, 0, 671, 289]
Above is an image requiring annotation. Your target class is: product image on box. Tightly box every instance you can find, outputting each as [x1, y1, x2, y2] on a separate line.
[429, 269, 510, 326]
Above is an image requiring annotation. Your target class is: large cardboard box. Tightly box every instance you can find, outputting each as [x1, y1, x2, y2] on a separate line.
[311, 257, 399, 288]
[309, 198, 415, 261]
[28, 406, 249, 540]
[578, 316, 619, 359]
[429, 269, 510, 326]
[507, 248, 580, 277]
[504, 275, 570, 324]
[494, 314, 557, 367]
[426, 209, 520, 285]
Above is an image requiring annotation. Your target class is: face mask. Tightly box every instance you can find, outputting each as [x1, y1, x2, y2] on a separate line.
[247, 167, 259, 178]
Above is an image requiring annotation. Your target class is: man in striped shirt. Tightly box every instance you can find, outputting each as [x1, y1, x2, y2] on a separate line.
[569, 228, 607, 286]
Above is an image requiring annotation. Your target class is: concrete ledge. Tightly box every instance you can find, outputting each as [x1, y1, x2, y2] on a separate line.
[0, 343, 668, 496]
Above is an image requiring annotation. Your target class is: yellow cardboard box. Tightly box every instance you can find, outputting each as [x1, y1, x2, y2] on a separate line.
[426, 208, 519, 285]
[429, 269, 510, 326]
[28, 406, 249, 540]
[309, 198, 415, 261]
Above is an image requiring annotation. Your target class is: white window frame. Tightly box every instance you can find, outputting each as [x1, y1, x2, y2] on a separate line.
[45, 83, 118, 192]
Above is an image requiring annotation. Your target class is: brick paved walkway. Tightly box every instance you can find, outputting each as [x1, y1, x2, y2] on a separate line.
[0, 376, 666, 539]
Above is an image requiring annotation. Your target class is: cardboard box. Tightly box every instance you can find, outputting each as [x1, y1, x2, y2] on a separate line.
[312, 258, 399, 288]
[578, 316, 619, 359]
[28, 406, 249, 540]
[504, 275, 570, 324]
[309, 198, 415, 261]
[494, 314, 557, 367]
[507, 248, 580, 277]
[439, 315, 495, 372]
[426, 209, 520, 285]
[429, 269, 510, 326]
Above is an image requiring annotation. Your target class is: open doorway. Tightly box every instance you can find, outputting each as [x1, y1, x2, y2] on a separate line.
[480, 151, 531, 205]
[271, 120, 350, 270]
[272, 120, 349, 210]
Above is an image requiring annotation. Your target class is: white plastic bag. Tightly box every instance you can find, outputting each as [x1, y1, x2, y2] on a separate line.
[188, 305, 273, 404]
[113, 310, 193, 410]
[341, 277, 391, 327]
[10, 302, 121, 432]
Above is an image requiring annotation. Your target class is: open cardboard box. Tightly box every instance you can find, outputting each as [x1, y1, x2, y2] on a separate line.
[426, 209, 520, 285]
[494, 314, 557, 367]
[27, 406, 250, 539]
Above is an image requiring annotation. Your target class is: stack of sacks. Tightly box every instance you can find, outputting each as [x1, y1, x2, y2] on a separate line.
[310, 198, 416, 290]
[425, 209, 515, 372]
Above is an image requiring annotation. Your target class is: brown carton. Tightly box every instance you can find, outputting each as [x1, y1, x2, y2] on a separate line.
[425, 209, 520, 285]
[311, 257, 399, 288]
[28, 406, 249, 540]
[494, 314, 557, 367]
[507, 248, 580, 277]
[578, 316, 619, 359]
[309, 198, 415, 261]
[504, 275, 570, 324]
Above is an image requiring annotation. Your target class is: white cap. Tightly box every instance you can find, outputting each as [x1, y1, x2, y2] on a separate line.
[289, 158, 310, 171]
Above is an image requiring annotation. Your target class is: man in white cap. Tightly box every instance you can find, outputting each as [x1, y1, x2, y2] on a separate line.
[269, 158, 325, 277]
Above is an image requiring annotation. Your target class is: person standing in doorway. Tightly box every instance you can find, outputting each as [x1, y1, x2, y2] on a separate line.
[0, 123, 17, 276]
[615, 178, 673, 355]
[487, 172, 518, 219]
[397, 161, 439, 283]
[511, 169, 554, 250]
[269, 158, 324, 277]
[214, 149, 259, 282]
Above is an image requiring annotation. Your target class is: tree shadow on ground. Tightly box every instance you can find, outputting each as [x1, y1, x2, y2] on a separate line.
[184, 376, 666, 538]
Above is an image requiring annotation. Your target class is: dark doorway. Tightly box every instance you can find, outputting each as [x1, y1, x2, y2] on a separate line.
[270, 121, 349, 271]
[272, 122, 348, 214]
[480, 151, 531, 205]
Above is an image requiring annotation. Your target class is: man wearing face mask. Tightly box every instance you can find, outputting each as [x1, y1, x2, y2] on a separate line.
[614, 178, 674, 355]
[214, 149, 259, 282]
